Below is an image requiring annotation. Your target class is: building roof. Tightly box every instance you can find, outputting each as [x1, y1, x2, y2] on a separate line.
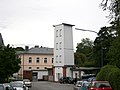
[71, 67, 101, 71]
[53, 23, 75, 27]
[0, 33, 4, 46]
[17, 46, 53, 55]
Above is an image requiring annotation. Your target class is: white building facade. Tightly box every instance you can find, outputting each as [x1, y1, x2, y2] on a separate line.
[53, 23, 75, 81]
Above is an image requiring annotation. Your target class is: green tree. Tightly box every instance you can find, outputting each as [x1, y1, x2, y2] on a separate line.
[0, 44, 21, 82]
[76, 38, 93, 57]
[74, 52, 86, 67]
[75, 38, 95, 67]
[101, 0, 120, 68]
[107, 36, 120, 68]
[93, 26, 116, 67]
[13, 47, 24, 51]
[101, 0, 120, 21]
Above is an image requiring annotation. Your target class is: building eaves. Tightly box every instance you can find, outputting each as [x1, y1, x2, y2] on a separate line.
[53, 23, 75, 27]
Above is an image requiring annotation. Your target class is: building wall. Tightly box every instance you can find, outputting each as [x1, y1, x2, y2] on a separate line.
[53, 23, 74, 81]
[54, 24, 74, 67]
[17, 51, 53, 80]
[54, 24, 64, 66]
[72, 71, 80, 78]
[66, 67, 72, 77]
[64, 25, 74, 65]
[54, 67, 63, 81]
[38, 70, 48, 80]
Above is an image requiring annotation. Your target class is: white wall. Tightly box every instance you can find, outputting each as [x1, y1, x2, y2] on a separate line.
[64, 25, 74, 65]
[53, 23, 74, 81]
[38, 71, 48, 79]
[66, 67, 72, 77]
[54, 67, 63, 81]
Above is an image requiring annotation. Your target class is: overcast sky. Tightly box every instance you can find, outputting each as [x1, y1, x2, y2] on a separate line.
[0, 0, 110, 50]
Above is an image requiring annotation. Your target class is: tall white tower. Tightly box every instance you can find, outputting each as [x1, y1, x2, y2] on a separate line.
[53, 23, 74, 81]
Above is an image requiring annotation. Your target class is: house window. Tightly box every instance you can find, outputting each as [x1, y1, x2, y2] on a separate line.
[37, 67, 39, 69]
[29, 57, 32, 63]
[59, 29, 62, 37]
[44, 58, 47, 63]
[52, 58, 54, 63]
[29, 67, 32, 69]
[36, 57, 40, 63]
[56, 30, 58, 37]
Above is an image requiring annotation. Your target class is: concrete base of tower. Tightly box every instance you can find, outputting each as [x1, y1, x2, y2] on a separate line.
[53, 66, 73, 82]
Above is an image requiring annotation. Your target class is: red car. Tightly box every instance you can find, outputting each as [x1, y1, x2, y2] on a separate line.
[88, 81, 112, 90]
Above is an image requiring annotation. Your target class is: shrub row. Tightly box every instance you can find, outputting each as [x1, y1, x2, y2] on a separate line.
[96, 65, 120, 90]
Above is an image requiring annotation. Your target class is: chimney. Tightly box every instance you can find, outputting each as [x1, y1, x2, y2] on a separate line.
[25, 46, 29, 51]
[35, 45, 39, 48]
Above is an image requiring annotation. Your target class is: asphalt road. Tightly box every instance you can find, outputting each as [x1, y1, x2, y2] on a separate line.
[29, 81, 75, 90]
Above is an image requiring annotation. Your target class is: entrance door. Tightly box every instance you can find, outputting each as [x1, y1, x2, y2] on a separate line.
[32, 72, 38, 81]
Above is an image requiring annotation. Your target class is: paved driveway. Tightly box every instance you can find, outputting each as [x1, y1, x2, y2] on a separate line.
[29, 81, 75, 90]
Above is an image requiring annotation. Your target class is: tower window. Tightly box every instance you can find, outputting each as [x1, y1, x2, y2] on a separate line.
[59, 29, 62, 37]
[59, 42, 62, 50]
[56, 43, 58, 50]
[56, 30, 58, 37]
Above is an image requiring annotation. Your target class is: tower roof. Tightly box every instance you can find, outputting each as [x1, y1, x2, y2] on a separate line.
[53, 23, 75, 27]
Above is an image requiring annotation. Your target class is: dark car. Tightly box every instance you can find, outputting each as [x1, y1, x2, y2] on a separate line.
[59, 77, 73, 84]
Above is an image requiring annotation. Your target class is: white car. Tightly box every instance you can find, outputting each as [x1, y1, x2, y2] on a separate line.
[10, 81, 28, 90]
[75, 81, 83, 87]
[23, 79, 32, 88]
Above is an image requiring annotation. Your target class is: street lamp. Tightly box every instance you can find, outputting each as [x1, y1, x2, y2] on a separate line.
[75, 28, 98, 34]
[75, 28, 103, 67]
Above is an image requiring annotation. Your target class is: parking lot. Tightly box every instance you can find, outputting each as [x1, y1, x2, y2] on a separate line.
[29, 81, 75, 90]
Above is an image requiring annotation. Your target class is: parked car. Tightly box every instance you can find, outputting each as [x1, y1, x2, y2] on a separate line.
[0, 83, 15, 90]
[23, 79, 32, 88]
[88, 81, 112, 90]
[75, 81, 83, 87]
[88, 77, 96, 82]
[59, 77, 73, 84]
[10, 81, 28, 90]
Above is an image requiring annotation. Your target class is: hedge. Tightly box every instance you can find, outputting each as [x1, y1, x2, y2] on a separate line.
[96, 65, 120, 90]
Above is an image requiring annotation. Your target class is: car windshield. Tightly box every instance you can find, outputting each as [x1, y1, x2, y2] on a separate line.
[94, 82, 111, 88]
[10, 83, 23, 87]
[0, 85, 4, 90]
[23, 79, 30, 82]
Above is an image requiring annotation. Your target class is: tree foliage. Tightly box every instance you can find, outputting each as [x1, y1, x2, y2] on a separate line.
[93, 26, 117, 67]
[13, 47, 24, 51]
[100, 0, 120, 68]
[101, 0, 120, 21]
[107, 36, 120, 68]
[75, 38, 95, 67]
[0, 44, 21, 82]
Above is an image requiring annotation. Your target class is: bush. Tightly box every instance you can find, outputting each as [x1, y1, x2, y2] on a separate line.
[96, 65, 117, 80]
[96, 65, 120, 90]
[108, 68, 120, 90]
